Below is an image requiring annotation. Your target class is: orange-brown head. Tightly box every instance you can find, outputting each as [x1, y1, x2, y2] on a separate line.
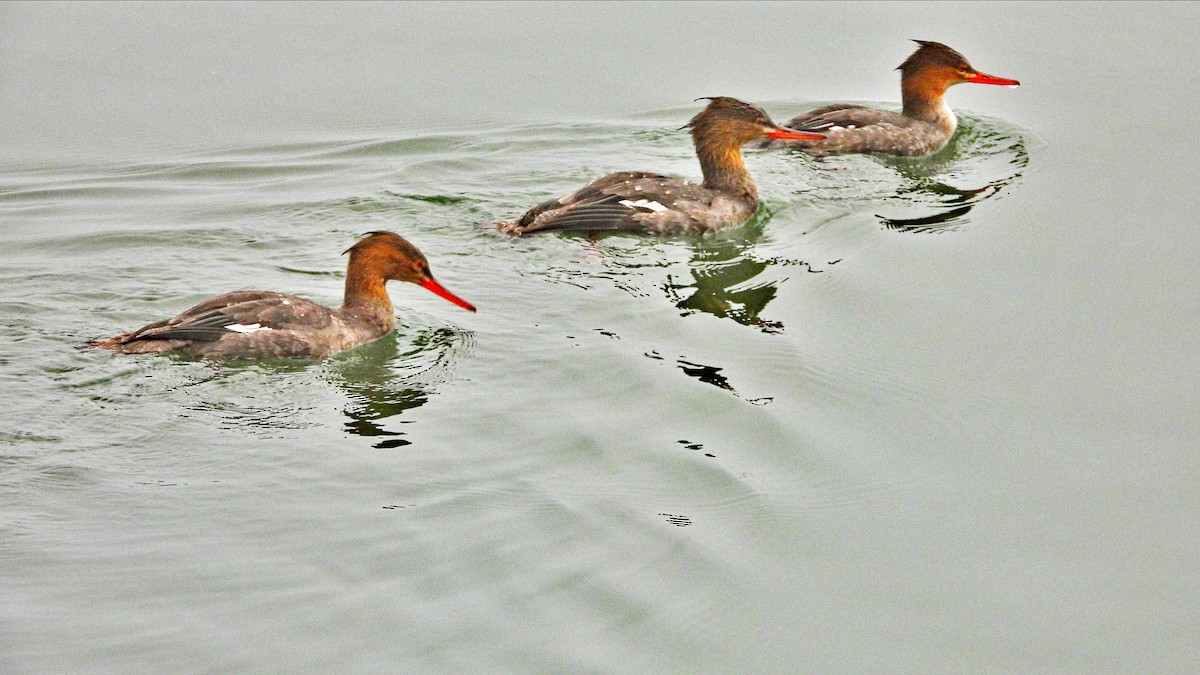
[899, 40, 1020, 92]
[343, 231, 476, 312]
[683, 97, 825, 192]
[897, 41, 1019, 120]
[685, 96, 825, 147]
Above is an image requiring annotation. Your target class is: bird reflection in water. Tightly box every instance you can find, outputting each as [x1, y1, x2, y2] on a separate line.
[322, 326, 468, 448]
[664, 235, 815, 334]
[793, 116, 1030, 233]
[874, 127, 1030, 232]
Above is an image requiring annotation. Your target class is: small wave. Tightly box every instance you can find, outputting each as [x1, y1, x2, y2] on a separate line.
[779, 109, 1035, 232]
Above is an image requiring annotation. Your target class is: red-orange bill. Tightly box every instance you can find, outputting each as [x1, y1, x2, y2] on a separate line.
[968, 71, 1020, 87]
[766, 127, 826, 141]
[419, 278, 477, 312]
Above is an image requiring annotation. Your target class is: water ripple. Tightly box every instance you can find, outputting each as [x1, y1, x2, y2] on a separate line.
[776, 109, 1036, 232]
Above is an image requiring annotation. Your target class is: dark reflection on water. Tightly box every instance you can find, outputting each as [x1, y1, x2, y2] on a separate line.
[322, 326, 468, 449]
[536, 220, 848, 341]
[876, 128, 1029, 233]
[676, 358, 737, 392]
[663, 227, 833, 335]
[791, 114, 1031, 233]
[60, 323, 468, 449]
[536, 227, 798, 333]
[659, 513, 693, 527]
[676, 439, 716, 458]
[665, 235, 785, 333]
[645, 349, 772, 405]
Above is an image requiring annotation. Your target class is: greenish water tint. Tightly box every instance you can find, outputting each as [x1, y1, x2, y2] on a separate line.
[3, 2, 1200, 673]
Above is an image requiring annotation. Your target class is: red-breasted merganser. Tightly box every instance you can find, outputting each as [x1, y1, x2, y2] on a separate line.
[89, 231, 475, 359]
[497, 97, 824, 236]
[772, 40, 1020, 157]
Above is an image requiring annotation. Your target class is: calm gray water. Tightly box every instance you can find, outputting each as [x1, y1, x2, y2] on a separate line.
[3, 2, 1199, 672]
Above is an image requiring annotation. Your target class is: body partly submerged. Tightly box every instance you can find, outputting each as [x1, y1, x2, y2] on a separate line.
[90, 231, 475, 359]
[498, 97, 824, 236]
[769, 40, 1019, 157]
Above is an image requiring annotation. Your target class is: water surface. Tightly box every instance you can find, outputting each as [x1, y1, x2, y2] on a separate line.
[3, 2, 1199, 672]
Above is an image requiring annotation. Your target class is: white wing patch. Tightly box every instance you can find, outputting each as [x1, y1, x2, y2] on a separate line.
[619, 199, 669, 212]
[225, 323, 270, 333]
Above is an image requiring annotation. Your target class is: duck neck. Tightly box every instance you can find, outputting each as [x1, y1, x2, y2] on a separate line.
[695, 136, 757, 202]
[341, 262, 395, 331]
[901, 76, 952, 124]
